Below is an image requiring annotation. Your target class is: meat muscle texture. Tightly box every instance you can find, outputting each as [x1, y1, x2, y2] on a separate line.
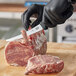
[5, 29, 47, 66]
[25, 55, 64, 75]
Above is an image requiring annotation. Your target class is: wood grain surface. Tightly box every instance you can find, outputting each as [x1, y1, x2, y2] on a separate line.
[47, 42, 76, 76]
[0, 40, 7, 50]
[0, 4, 27, 12]
[0, 40, 76, 76]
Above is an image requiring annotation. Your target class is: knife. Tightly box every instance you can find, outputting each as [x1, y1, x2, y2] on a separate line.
[6, 24, 43, 42]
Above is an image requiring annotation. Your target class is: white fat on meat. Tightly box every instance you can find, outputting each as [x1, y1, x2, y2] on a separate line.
[35, 33, 46, 50]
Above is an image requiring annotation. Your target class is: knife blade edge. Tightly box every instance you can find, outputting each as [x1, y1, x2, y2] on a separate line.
[6, 24, 43, 42]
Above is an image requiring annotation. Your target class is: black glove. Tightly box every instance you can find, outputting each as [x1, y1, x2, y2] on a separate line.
[40, 0, 73, 28]
[21, 4, 44, 30]
[68, 0, 76, 4]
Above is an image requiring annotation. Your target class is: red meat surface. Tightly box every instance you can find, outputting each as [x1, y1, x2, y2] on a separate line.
[5, 30, 47, 66]
[25, 55, 64, 75]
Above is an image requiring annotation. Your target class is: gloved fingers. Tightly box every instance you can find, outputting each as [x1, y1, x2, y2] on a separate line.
[31, 18, 41, 28]
[44, 7, 58, 27]
[24, 20, 31, 31]
[31, 11, 43, 28]
[21, 4, 44, 30]
[24, 4, 38, 20]
[21, 7, 38, 30]
[43, 3, 64, 25]
[55, 4, 73, 23]
[23, 9, 34, 22]
[57, 0, 71, 13]
[21, 10, 28, 26]
[41, 13, 56, 29]
[31, 5, 44, 28]
[22, 4, 43, 30]
[21, 10, 32, 30]
[64, 5, 73, 19]
[41, 17, 54, 29]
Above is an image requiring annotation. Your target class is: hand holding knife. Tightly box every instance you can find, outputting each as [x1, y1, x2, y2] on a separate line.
[8, 0, 75, 42]
[21, 0, 75, 31]
[6, 25, 43, 41]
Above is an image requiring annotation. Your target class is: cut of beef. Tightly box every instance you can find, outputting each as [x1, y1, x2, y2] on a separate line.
[5, 29, 47, 66]
[25, 55, 64, 75]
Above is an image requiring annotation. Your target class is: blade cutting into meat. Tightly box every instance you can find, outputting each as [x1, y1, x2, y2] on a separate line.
[5, 29, 47, 66]
[25, 55, 64, 75]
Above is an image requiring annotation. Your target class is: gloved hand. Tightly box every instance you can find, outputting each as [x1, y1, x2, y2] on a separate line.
[21, 4, 44, 30]
[40, 0, 73, 28]
[22, 0, 73, 30]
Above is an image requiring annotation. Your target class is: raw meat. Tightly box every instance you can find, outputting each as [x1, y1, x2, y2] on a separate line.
[5, 30, 47, 66]
[25, 55, 64, 75]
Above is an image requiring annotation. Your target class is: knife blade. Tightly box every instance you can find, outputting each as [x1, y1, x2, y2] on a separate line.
[6, 24, 43, 42]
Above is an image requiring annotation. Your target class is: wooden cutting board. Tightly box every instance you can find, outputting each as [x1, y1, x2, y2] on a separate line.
[0, 40, 56, 76]
[0, 40, 76, 76]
